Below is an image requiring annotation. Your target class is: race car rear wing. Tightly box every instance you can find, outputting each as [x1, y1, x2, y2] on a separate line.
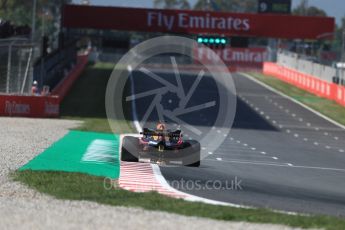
[140, 128, 182, 137]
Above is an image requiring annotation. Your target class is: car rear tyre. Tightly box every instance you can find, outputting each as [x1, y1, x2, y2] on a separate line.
[182, 140, 201, 167]
[121, 136, 139, 162]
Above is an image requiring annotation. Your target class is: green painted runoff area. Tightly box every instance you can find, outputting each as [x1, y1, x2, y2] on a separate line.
[20, 131, 120, 179]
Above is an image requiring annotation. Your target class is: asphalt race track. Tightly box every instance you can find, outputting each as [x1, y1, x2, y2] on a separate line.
[128, 69, 345, 217]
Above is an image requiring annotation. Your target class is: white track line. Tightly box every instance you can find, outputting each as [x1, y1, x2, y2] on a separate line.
[241, 72, 345, 153]
[240, 73, 345, 130]
[128, 65, 142, 133]
[125, 65, 247, 207]
[121, 67, 312, 216]
[151, 164, 243, 207]
[206, 159, 345, 172]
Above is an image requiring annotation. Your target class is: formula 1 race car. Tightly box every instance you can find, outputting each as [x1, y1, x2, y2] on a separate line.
[121, 124, 200, 167]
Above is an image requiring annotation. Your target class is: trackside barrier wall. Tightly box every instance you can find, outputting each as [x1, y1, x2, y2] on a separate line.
[0, 94, 60, 117]
[277, 51, 345, 83]
[263, 62, 345, 106]
[0, 54, 88, 118]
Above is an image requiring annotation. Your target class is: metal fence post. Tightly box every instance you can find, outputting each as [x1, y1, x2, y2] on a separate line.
[16, 50, 24, 93]
[341, 28, 345, 62]
[2, 38, 29, 94]
[6, 41, 15, 93]
[21, 47, 33, 94]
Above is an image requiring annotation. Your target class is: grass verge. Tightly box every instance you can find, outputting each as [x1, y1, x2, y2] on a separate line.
[249, 72, 345, 126]
[14, 65, 345, 229]
[59, 62, 113, 132]
[13, 170, 345, 230]
[59, 62, 132, 133]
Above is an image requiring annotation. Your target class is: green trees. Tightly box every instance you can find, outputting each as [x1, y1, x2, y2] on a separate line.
[334, 16, 345, 52]
[0, 0, 32, 25]
[193, 0, 328, 16]
[292, 0, 327, 17]
[193, 0, 257, 13]
[0, 0, 71, 32]
[154, 0, 191, 10]
[0, 0, 71, 49]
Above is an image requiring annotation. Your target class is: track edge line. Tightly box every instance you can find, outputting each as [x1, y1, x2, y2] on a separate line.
[239, 72, 345, 130]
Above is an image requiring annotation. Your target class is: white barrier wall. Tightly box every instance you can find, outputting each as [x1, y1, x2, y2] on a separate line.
[277, 51, 343, 83]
